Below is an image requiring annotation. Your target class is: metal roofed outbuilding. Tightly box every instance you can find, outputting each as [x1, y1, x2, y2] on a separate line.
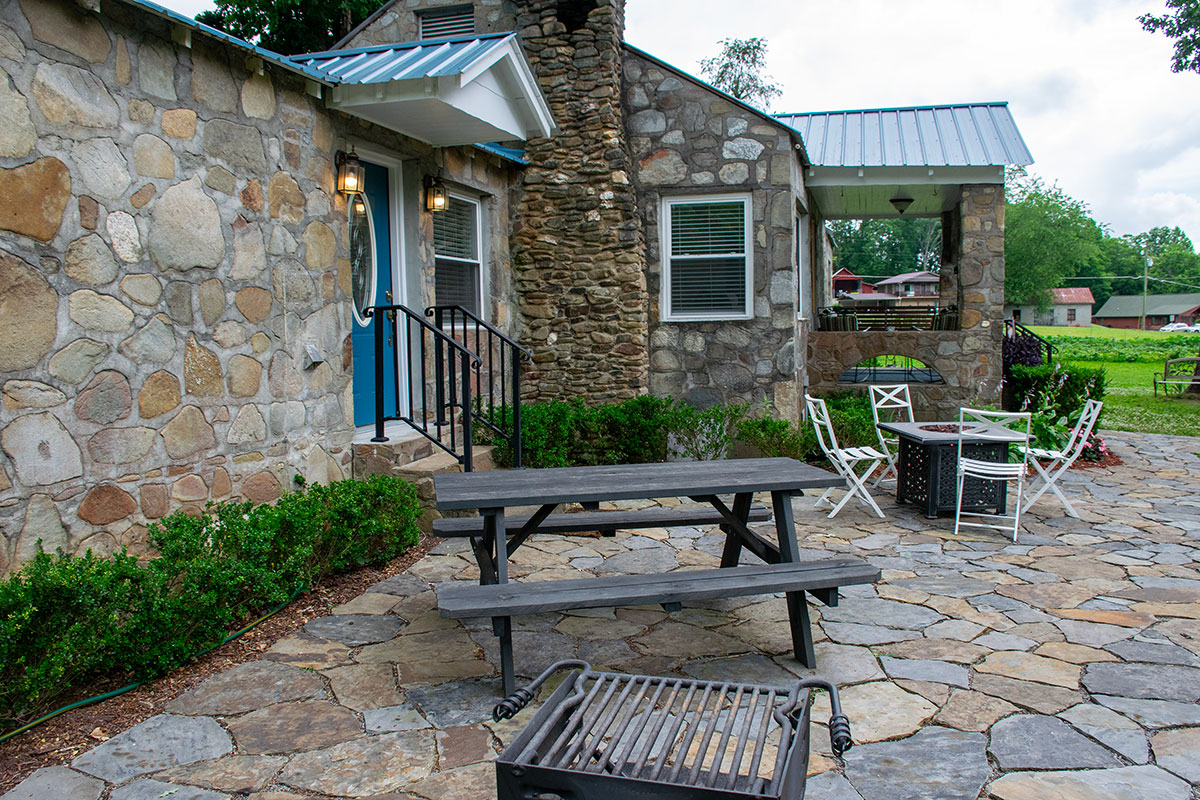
[774, 102, 1033, 219]
[290, 34, 556, 146]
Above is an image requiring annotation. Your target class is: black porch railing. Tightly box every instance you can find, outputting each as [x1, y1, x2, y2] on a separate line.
[429, 305, 532, 469]
[816, 304, 959, 331]
[365, 304, 481, 470]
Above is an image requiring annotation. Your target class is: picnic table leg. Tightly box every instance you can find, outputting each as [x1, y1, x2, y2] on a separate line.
[719, 492, 753, 567]
[493, 616, 516, 695]
[484, 508, 508, 584]
[770, 490, 817, 666]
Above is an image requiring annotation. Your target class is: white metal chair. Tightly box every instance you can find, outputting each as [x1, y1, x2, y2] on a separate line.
[954, 407, 1032, 542]
[805, 394, 886, 519]
[869, 384, 914, 487]
[1020, 399, 1104, 518]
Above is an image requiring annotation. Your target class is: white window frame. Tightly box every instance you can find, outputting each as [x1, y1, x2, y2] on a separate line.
[660, 193, 753, 322]
[796, 213, 809, 321]
[433, 192, 484, 321]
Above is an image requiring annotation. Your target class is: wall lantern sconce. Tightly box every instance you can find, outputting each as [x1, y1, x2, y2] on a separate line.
[889, 192, 914, 215]
[336, 149, 364, 194]
[425, 176, 448, 212]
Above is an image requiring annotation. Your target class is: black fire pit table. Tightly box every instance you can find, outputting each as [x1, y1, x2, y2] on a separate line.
[876, 420, 1027, 519]
[492, 660, 853, 800]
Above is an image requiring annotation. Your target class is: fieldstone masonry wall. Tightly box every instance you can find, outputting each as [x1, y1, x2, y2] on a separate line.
[806, 184, 1006, 418]
[624, 50, 803, 419]
[0, 0, 516, 574]
[507, 0, 649, 403]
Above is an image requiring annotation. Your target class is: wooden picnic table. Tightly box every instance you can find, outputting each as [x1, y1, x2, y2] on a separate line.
[432, 458, 880, 693]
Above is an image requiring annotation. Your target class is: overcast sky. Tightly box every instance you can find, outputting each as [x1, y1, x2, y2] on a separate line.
[165, 0, 1199, 244]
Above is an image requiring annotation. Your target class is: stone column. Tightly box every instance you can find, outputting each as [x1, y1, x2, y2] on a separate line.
[510, 0, 649, 403]
[958, 184, 1005, 330]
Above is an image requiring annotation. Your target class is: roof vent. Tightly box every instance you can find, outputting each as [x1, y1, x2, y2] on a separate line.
[419, 7, 475, 39]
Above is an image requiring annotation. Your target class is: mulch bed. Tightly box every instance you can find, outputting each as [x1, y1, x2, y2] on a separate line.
[0, 532, 437, 794]
[1071, 451, 1124, 469]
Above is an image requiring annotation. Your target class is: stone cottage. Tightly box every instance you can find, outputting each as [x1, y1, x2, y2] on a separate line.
[0, 0, 1033, 572]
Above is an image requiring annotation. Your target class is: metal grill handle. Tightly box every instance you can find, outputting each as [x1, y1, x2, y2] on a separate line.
[493, 659, 590, 721]
[796, 678, 852, 756]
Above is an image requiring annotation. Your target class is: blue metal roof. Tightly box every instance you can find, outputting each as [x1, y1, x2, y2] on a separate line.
[473, 142, 529, 165]
[291, 34, 519, 85]
[775, 103, 1033, 168]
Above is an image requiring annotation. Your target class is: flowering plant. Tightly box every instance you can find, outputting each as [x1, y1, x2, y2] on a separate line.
[1080, 432, 1109, 462]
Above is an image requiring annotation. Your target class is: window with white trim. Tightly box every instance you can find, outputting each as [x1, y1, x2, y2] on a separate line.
[796, 213, 809, 320]
[662, 195, 752, 321]
[419, 6, 474, 39]
[433, 195, 482, 316]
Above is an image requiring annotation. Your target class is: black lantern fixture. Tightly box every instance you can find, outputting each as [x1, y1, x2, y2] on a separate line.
[425, 176, 448, 212]
[336, 149, 365, 195]
[889, 191, 914, 215]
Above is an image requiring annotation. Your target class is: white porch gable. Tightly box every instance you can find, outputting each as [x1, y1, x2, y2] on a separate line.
[291, 34, 556, 146]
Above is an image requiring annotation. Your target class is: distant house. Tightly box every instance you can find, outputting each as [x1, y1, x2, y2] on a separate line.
[873, 271, 940, 306]
[832, 269, 891, 305]
[1005, 287, 1094, 327]
[1093, 293, 1200, 329]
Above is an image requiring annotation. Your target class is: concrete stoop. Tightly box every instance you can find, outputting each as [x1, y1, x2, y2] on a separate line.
[351, 425, 495, 534]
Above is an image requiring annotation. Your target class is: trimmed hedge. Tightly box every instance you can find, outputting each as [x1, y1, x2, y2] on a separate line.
[0, 474, 420, 733]
[737, 391, 877, 465]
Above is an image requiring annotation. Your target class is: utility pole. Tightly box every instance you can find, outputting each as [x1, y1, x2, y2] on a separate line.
[1141, 256, 1151, 330]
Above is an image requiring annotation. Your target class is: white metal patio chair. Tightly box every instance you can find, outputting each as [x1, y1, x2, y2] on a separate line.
[954, 407, 1032, 542]
[805, 394, 886, 519]
[1020, 399, 1104, 518]
[869, 384, 914, 487]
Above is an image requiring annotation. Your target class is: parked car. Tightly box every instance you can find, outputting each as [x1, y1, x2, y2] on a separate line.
[1160, 322, 1190, 332]
[1188, 324, 1200, 333]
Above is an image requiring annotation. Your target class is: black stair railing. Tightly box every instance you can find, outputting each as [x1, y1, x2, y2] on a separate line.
[365, 304, 481, 470]
[428, 305, 533, 469]
[1003, 318, 1055, 364]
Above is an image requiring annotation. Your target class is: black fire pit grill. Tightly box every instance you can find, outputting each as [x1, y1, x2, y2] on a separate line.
[492, 660, 852, 800]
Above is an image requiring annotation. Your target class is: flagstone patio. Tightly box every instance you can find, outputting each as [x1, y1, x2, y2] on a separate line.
[5, 430, 1200, 800]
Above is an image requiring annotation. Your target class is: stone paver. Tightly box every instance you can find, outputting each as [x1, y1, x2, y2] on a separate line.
[36, 431, 1200, 800]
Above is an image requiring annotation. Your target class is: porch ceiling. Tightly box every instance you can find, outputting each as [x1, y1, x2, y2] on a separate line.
[291, 35, 556, 147]
[806, 165, 1006, 219]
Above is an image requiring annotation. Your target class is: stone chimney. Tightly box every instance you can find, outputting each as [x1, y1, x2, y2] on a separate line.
[510, 0, 649, 402]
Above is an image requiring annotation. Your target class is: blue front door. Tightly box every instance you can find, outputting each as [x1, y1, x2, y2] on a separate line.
[351, 161, 397, 427]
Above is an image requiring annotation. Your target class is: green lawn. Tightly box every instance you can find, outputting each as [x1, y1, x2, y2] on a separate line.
[1030, 325, 1192, 340]
[1070, 360, 1200, 437]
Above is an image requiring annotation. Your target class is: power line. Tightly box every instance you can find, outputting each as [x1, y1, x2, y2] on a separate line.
[1063, 275, 1200, 291]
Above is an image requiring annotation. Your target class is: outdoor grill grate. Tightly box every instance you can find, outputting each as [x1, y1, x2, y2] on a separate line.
[492, 660, 851, 800]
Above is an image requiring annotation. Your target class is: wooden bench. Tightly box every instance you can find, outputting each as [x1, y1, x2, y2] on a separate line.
[432, 503, 772, 538]
[437, 558, 881, 694]
[1154, 357, 1200, 396]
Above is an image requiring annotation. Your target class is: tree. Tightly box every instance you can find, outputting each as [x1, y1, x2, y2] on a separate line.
[1140, 1, 1200, 74]
[699, 38, 782, 111]
[197, 0, 377, 56]
[1004, 168, 1105, 310]
[828, 218, 941, 278]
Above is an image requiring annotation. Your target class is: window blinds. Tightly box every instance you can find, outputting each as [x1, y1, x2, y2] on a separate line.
[668, 199, 747, 316]
[433, 197, 477, 260]
[434, 196, 480, 314]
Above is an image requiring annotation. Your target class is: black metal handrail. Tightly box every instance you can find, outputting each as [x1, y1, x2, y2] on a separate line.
[1004, 318, 1055, 364]
[365, 304, 481, 471]
[428, 305, 532, 469]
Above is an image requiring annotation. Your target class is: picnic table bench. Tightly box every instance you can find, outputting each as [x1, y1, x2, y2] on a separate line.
[432, 458, 881, 693]
[1153, 357, 1200, 396]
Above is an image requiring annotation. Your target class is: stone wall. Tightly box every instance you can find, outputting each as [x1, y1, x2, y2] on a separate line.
[623, 50, 803, 418]
[506, 0, 649, 403]
[0, 0, 517, 574]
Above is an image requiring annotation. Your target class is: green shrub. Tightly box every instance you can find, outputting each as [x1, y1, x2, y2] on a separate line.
[1007, 364, 1107, 449]
[738, 415, 811, 460]
[0, 474, 420, 733]
[737, 393, 877, 467]
[668, 401, 750, 461]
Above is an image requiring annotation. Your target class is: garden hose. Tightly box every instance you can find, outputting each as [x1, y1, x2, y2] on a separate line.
[0, 587, 304, 746]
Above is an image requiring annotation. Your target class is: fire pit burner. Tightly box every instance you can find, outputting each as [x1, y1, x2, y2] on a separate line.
[920, 423, 962, 433]
[492, 660, 851, 800]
